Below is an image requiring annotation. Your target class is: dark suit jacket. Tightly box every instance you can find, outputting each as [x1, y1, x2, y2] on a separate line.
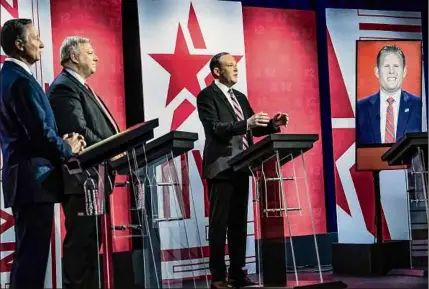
[47, 69, 118, 195]
[356, 90, 422, 145]
[0, 61, 73, 208]
[197, 82, 280, 179]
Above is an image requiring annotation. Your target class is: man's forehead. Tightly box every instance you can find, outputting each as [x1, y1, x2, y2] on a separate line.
[220, 54, 235, 63]
[381, 52, 402, 63]
[26, 24, 38, 35]
[79, 42, 93, 51]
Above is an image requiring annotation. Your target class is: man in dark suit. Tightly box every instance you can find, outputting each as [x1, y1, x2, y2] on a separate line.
[47, 36, 119, 289]
[356, 44, 422, 145]
[197, 52, 289, 289]
[0, 19, 84, 289]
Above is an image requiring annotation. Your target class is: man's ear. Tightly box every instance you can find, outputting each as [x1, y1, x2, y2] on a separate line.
[70, 52, 79, 64]
[213, 67, 221, 78]
[403, 66, 407, 78]
[374, 66, 380, 79]
[14, 39, 25, 51]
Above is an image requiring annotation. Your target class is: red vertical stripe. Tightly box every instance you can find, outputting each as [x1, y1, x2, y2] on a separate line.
[180, 154, 191, 218]
[50, 218, 57, 289]
[0, 43, 4, 64]
[102, 215, 114, 289]
[192, 150, 210, 217]
[187, 3, 206, 49]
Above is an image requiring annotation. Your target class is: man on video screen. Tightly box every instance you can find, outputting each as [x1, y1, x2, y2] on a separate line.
[356, 44, 422, 145]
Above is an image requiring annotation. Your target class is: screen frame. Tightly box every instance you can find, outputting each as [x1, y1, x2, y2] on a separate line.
[354, 39, 424, 171]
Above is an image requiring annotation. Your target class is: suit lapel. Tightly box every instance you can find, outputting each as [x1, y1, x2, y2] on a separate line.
[8, 62, 43, 94]
[62, 70, 104, 113]
[368, 93, 381, 143]
[211, 82, 237, 120]
[62, 70, 119, 133]
[396, 91, 411, 140]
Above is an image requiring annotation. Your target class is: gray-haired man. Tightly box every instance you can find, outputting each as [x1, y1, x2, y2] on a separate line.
[47, 36, 119, 289]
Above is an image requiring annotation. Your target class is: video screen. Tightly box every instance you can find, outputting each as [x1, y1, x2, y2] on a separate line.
[355, 40, 423, 171]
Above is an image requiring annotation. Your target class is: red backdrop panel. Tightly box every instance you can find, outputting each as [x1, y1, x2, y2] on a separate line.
[50, 0, 130, 252]
[243, 7, 326, 236]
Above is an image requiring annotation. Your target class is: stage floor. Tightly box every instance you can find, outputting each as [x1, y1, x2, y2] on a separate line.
[180, 272, 428, 289]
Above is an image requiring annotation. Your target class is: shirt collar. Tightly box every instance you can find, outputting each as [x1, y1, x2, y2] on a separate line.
[5, 57, 32, 75]
[64, 68, 86, 86]
[215, 79, 234, 96]
[380, 89, 401, 104]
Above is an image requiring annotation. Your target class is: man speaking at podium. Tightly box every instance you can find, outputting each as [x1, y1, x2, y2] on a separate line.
[0, 19, 85, 289]
[48, 36, 119, 289]
[197, 52, 289, 289]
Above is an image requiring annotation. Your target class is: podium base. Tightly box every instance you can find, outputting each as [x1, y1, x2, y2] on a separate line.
[388, 268, 428, 277]
[261, 280, 347, 289]
[332, 241, 409, 275]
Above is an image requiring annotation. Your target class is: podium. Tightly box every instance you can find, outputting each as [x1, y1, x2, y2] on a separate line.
[110, 130, 199, 174]
[64, 119, 159, 289]
[66, 119, 159, 173]
[228, 134, 346, 289]
[382, 132, 428, 274]
[108, 130, 204, 289]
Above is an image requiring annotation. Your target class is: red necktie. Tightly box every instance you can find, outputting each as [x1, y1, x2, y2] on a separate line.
[385, 97, 395, 143]
[228, 89, 248, 150]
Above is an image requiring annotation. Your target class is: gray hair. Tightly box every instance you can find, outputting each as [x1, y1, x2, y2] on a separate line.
[60, 36, 90, 65]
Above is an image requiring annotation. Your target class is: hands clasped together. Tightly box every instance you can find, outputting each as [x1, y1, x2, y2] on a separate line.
[247, 112, 289, 129]
[63, 133, 86, 154]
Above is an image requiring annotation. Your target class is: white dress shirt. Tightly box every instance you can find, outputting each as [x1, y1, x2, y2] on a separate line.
[380, 89, 401, 143]
[214, 79, 249, 131]
[215, 79, 236, 109]
[65, 68, 86, 85]
[5, 57, 32, 75]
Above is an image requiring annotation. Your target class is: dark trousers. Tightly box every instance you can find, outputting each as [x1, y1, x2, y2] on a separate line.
[62, 194, 102, 289]
[9, 203, 54, 289]
[207, 173, 250, 281]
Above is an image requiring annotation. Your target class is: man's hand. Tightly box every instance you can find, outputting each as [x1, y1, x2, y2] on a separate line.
[273, 112, 289, 127]
[63, 133, 86, 154]
[247, 112, 270, 129]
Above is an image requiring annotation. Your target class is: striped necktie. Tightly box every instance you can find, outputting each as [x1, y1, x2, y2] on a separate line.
[385, 97, 395, 143]
[228, 89, 249, 149]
